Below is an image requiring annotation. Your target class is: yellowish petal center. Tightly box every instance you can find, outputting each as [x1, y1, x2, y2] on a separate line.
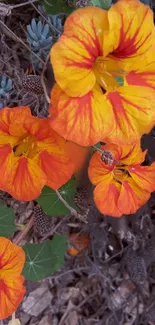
[113, 165, 129, 183]
[93, 56, 124, 92]
[13, 135, 38, 159]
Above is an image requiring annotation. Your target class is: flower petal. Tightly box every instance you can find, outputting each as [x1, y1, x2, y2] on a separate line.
[0, 275, 25, 320]
[8, 106, 32, 137]
[0, 237, 26, 319]
[119, 142, 146, 165]
[128, 162, 155, 192]
[105, 0, 155, 60]
[50, 7, 108, 97]
[0, 145, 15, 191]
[118, 178, 150, 215]
[36, 126, 90, 172]
[49, 83, 114, 146]
[101, 142, 146, 165]
[0, 237, 25, 275]
[88, 150, 114, 186]
[65, 141, 90, 172]
[105, 86, 155, 145]
[23, 117, 52, 141]
[93, 180, 122, 217]
[8, 157, 46, 201]
[36, 150, 74, 190]
[0, 108, 19, 146]
[125, 47, 155, 90]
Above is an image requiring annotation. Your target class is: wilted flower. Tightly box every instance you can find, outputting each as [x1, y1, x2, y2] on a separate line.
[49, 0, 155, 146]
[0, 237, 25, 320]
[0, 106, 88, 201]
[88, 143, 155, 217]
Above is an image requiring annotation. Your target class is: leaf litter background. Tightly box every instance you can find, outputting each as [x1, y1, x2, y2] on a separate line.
[1, 0, 155, 324]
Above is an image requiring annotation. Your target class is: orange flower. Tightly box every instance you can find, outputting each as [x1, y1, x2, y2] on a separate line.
[0, 237, 26, 320]
[0, 106, 87, 201]
[49, 0, 155, 146]
[88, 143, 155, 217]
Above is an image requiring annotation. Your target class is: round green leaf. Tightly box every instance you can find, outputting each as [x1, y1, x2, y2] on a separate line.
[0, 202, 16, 237]
[89, 0, 112, 9]
[36, 178, 77, 215]
[42, 0, 75, 14]
[22, 235, 67, 281]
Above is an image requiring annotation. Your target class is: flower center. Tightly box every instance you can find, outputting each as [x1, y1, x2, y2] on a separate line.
[13, 135, 38, 159]
[113, 164, 129, 183]
[93, 56, 124, 92]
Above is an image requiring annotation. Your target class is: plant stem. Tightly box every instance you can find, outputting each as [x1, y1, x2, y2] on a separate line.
[11, 0, 38, 9]
[14, 215, 34, 245]
[12, 313, 16, 321]
[41, 52, 51, 104]
[0, 20, 45, 66]
[55, 190, 88, 223]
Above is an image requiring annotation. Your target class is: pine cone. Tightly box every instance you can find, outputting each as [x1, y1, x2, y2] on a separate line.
[22, 75, 44, 95]
[143, 236, 155, 267]
[33, 206, 54, 237]
[126, 250, 147, 284]
[74, 186, 90, 219]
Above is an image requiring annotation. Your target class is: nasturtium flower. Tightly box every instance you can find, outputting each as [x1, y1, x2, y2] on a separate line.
[88, 143, 155, 217]
[0, 237, 26, 320]
[49, 0, 155, 146]
[0, 106, 88, 201]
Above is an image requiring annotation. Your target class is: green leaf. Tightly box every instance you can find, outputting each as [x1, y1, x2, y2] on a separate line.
[42, 0, 75, 15]
[36, 178, 77, 215]
[22, 235, 67, 281]
[0, 202, 16, 237]
[90, 0, 112, 9]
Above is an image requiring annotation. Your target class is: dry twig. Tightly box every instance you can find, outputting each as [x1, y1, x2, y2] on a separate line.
[56, 190, 88, 223]
[14, 215, 34, 245]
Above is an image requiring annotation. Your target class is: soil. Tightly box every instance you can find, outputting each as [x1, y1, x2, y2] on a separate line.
[1, 1, 155, 325]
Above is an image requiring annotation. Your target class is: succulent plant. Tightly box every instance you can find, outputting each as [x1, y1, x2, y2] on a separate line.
[27, 18, 53, 68]
[0, 75, 13, 96]
[0, 75, 13, 109]
[26, 8, 64, 69]
[48, 14, 65, 38]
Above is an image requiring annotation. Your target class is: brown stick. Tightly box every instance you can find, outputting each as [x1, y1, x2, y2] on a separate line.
[14, 215, 34, 245]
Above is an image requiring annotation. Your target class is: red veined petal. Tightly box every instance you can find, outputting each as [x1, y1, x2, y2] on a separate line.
[128, 162, 155, 192]
[118, 178, 150, 215]
[36, 150, 74, 190]
[93, 180, 122, 217]
[51, 7, 108, 97]
[0, 275, 25, 319]
[105, 86, 155, 145]
[7, 157, 46, 201]
[49, 83, 114, 146]
[88, 150, 114, 186]
[105, 0, 155, 60]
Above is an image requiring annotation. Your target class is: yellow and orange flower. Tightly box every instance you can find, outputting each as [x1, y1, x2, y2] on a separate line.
[0, 106, 88, 201]
[88, 143, 155, 217]
[0, 237, 26, 320]
[49, 0, 155, 146]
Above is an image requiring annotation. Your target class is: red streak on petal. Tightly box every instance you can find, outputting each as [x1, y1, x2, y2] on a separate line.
[60, 92, 93, 137]
[0, 241, 11, 269]
[107, 92, 134, 130]
[65, 17, 102, 69]
[126, 70, 155, 89]
[113, 9, 151, 58]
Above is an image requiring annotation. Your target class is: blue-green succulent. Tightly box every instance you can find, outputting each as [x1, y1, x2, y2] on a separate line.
[27, 18, 53, 68]
[0, 75, 13, 109]
[26, 9, 64, 69]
